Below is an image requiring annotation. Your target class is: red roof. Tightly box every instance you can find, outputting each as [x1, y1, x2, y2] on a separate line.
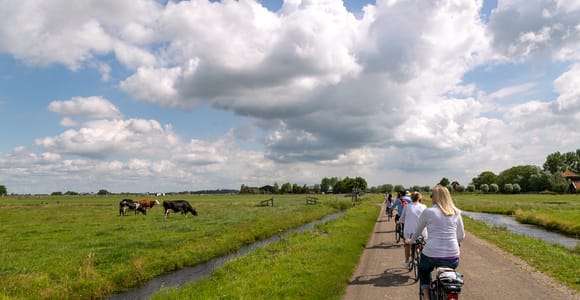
[563, 170, 579, 177]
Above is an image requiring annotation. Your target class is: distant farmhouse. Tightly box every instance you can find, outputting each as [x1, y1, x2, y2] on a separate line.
[563, 170, 580, 193]
[241, 185, 273, 194]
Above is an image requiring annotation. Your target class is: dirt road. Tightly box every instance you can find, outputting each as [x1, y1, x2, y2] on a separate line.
[343, 204, 579, 300]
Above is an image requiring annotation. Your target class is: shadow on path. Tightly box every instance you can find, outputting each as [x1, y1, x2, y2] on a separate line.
[366, 242, 403, 250]
[348, 267, 414, 288]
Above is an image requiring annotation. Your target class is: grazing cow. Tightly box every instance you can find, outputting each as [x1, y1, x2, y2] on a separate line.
[119, 199, 147, 216]
[162, 200, 198, 219]
[135, 199, 160, 209]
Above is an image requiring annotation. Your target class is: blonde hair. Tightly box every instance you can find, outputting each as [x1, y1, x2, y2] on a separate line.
[431, 185, 460, 216]
[411, 191, 422, 202]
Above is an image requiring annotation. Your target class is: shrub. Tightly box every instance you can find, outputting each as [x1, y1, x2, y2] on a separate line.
[503, 184, 514, 194]
[513, 183, 521, 193]
[467, 184, 476, 192]
[480, 184, 489, 193]
[489, 184, 499, 193]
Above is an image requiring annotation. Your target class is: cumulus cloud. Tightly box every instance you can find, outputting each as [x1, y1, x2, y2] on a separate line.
[1, 0, 580, 194]
[487, 0, 580, 61]
[48, 96, 123, 119]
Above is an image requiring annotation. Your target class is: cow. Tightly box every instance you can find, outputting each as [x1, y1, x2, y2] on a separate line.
[162, 200, 198, 219]
[119, 199, 147, 216]
[135, 199, 160, 209]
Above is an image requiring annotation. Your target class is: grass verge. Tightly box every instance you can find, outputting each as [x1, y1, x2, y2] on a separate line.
[152, 200, 380, 299]
[463, 216, 580, 292]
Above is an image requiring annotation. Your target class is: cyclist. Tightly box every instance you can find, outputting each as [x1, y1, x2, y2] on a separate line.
[413, 185, 464, 300]
[400, 191, 427, 268]
[390, 191, 412, 224]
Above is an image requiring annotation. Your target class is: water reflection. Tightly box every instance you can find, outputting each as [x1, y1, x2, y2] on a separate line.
[462, 211, 579, 249]
[107, 212, 344, 300]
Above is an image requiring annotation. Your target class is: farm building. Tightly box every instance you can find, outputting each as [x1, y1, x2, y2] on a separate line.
[563, 170, 580, 193]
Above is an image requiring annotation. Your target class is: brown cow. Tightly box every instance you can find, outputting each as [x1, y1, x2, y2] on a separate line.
[135, 199, 160, 210]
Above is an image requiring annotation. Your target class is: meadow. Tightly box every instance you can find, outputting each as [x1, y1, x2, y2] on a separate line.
[453, 193, 580, 236]
[1, 193, 578, 299]
[0, 194, 355, 299]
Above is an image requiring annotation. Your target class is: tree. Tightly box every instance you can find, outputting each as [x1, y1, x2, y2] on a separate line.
[467, 184, 476, 192]
[513, 183, 521, 193]
[528, 173, 549, 192]
[496, 165, 541, 192]
[543, 152, 566, 174]
[548, 172, 568, 193]
[543, 149, 580, 174]
[281, 182, 292, 193]
[471, 171, 497, 189]
[439, 177, 450, 187]
[394, 184, 405, 193]
[97, 189, 110, 195]
[0, 185, 6, 196]
[273, 182, 279, 194]
[489, 184, 499, 193]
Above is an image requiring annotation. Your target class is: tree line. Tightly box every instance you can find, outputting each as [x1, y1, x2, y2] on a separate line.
[240, 176, 368, 194]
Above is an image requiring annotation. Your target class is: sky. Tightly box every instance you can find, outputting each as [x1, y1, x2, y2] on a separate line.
[0, 0, 579, 194]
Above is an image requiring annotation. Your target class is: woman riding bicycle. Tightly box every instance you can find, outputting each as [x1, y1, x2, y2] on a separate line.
[413, 185, 465, 300]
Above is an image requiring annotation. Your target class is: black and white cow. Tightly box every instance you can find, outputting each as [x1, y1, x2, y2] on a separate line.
[119, 199, 147, 216]
[162, 200, 198, 219]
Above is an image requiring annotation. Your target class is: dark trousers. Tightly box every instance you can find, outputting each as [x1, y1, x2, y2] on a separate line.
[418, 253, 459, 289]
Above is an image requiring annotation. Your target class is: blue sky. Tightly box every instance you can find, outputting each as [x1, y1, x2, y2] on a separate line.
[1, 0, 579, 194]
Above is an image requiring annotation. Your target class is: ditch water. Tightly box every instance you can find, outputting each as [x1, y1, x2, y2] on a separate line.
[462, 211, 579, 250]
[107, 212, 344, 300]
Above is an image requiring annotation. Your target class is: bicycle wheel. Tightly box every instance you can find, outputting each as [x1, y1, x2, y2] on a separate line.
[412, 252, 419, 280]
[395, 224, 401, 243]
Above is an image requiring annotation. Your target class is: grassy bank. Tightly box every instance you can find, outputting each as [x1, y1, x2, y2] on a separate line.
[153, 198, 380, 299]
[0, 194, 353, 299]
[453, 194, 580, 236]
[463, 217, 580, 292]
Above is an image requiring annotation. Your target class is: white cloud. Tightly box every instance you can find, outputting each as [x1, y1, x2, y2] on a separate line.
[487, 0, 580, 61]
[1, 0, 579, 194]
[48, 96, 123, 119]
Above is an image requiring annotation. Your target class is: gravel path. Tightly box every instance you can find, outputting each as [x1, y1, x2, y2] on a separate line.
[342, 204, 579, 300]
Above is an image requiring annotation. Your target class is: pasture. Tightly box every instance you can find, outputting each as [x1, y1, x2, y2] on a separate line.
[453, 193, 580, 236]
[0, 194, 353, 299]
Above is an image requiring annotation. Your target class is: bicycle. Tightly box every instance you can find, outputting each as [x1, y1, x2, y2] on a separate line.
[419, 266, 463, 300]
[408, 236, 425, 281]
[394, 221, 404, 243]
[386, 207, 393, 221]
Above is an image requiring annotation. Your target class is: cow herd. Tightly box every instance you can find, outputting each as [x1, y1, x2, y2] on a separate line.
[119, 199, 198, 219]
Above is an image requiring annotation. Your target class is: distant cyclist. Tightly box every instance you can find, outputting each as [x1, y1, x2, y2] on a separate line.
[413, 186, 465, 300]
[389, 191, 411, 223]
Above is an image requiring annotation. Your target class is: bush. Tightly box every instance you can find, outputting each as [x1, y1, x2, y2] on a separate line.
[503, 184, 514, 194]
[513, 183, 521, 193]
[489, 184, 499, 193]
[480, 184, 489, 193]
[467, 184, 476, 192]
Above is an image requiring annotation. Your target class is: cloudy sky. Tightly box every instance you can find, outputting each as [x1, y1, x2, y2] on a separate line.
[0, 0, 579, 194]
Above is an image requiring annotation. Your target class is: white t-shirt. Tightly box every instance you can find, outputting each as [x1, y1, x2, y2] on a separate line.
[413, 204, 465, 258]
[400, 201, 427, 240]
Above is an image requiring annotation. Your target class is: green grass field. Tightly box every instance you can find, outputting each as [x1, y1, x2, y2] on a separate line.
[1, 193, 578, 299]
[0, 194, 353, 299]
[453, 193, 580, 236]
